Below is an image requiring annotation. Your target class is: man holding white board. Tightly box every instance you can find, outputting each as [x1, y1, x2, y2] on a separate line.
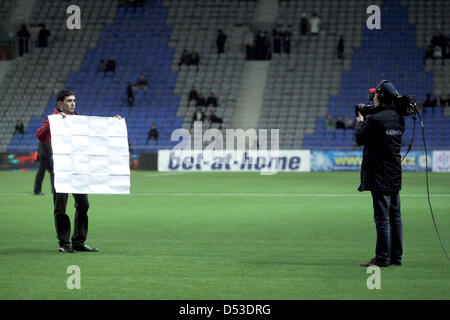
[36, 89, 126, 253]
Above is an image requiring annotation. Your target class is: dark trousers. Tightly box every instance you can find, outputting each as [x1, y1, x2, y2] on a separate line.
[273, 40, 281, 53]
[371, 191, 403, 264]
[217, 44, 225, 55]
[128, 96, 134, 107]
[34, 158, 54, 194]
[18, 38, 29, 56]
[53, 192, 90, 247]
[283, 41, 290, 54]
[246, 45, 253, 60]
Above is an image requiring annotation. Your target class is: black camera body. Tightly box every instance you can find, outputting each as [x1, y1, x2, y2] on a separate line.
[355, 104, 376, 117]
[355, 95, 416, 118]
[393, 95, 416, 116]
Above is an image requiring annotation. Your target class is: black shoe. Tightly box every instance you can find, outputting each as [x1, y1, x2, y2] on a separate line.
[72, 244, 99, 252]
[59, 246, 77, 253]
[389, 262, 402, 266]
[360, 258, 389, 267]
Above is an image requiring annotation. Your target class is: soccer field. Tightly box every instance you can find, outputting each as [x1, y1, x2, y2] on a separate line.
[0, 171, 448, 300]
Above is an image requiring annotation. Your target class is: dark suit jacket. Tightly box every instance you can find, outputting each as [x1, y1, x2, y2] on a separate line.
[37, 141, 52, 160]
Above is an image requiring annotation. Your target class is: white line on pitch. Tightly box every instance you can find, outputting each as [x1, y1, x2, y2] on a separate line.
[116, 193, 450, 197]
[0, 193, 448, 197]
[144, 172, 188, 178]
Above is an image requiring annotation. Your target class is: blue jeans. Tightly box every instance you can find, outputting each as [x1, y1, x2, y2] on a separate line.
[371, 191, 403, 264]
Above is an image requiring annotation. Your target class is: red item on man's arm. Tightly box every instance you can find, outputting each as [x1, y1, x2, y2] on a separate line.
[36, 108, 62, 142]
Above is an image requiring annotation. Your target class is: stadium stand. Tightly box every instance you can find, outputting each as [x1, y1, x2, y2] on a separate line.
[0, 0, 448, 153]
[64, 0, 182, 153]
[404, 0, 450, 148]
[168, 0, 257, 145]
[259, 0, 379, 149]
[3, 0, 257, 152]
[300, 0, 449, 149]
[2, 0, 117, 152]
[0, 0, 12, 21]
[403, 0, 450, 115]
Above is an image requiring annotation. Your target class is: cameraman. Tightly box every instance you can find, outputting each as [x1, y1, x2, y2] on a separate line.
[356, 80, 405, 267]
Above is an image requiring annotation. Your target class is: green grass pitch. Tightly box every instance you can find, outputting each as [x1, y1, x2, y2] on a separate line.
[0, 171, 448, 300]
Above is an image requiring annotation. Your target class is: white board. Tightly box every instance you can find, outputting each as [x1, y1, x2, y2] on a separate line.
[49, 115, 130, 194]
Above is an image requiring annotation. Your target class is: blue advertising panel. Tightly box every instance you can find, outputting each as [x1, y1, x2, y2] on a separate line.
[311, 150, 432, 172]
[311, 150, 362, 171]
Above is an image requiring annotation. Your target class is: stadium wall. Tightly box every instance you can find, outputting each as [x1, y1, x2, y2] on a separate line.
[0, 150, 449, 172]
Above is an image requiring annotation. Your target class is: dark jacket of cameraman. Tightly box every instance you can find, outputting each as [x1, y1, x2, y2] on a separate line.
[355, 106, 405, 192]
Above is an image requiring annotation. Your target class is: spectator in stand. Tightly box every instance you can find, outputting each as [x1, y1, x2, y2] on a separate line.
[299, 12, 308, 36]
[192, 107, 205, 124]
[97, 59, 106, 72]
[244, 26, 254, 60]
[345, 115, 355, 129]
[206, 92, 218, 107]
[126, 83, 134, 107]
[106, 56, 116, 73]
[147, 123, 159, 141]
[208, 110, 223, 125]
[425, 45, 434, 59]
[255, 30, 265, 60]
[188, 87, 199, 106]
[326, 114, 335, 130]
[134, 74, 148, 90]
[443, 94, 450, 107]
[423, 93, 436, 108]
[335, 116, 346, 129]
[120, 0, 143, 6]
[337, 36, 344, 59]
[130, 0, 144, 6]
[178, 49, 191, 69]
[17, 25, 30, 56]
[191, 51, 200, 71]
[196, 94, 206, 107]
[310, 12, 321, 35]
[273, 26, 282, 54]
[205, 104, 215, 115]
[37, 24, 50, 48]
[264, 31, 272, 59]
[427, 34, 449, 63]
[433, 45, 443, 59]
[15, 120, 24, 134]
[445, 43, 450, 59]
[216, 30, 227, 55]
[283, 26, 292, 54]
[432, 34, 447, 53]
